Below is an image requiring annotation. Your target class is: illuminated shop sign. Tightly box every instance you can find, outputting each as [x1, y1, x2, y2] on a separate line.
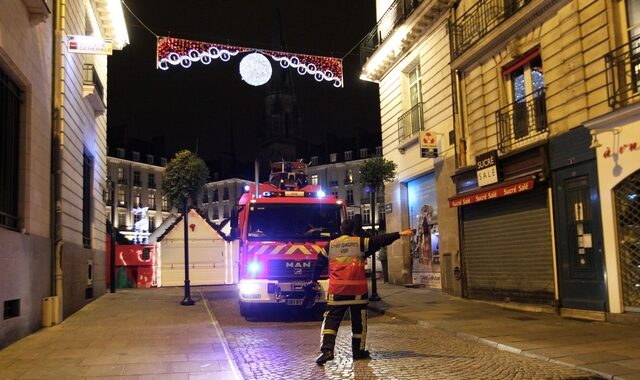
[475, 150, 499, 187]
[449, 178, 534, 207]
[67, 35, 113, 55]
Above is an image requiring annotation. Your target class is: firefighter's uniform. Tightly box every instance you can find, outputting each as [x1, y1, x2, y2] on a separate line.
[311, 230, 403, 363]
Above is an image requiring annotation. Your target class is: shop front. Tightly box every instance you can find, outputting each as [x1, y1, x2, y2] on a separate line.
[450, 145, 555, 305]
[407, 173, 440, 289]
[584, 112, 640, 316]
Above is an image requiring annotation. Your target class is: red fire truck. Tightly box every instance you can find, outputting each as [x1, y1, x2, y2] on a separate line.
[231, 161, 346, 318]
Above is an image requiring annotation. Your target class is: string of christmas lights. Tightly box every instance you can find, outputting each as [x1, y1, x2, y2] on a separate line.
[156, 37, 343, 87]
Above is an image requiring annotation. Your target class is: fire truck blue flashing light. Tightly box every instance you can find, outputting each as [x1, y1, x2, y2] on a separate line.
[248, 261, 262, 274]
[244, 185, 250, 193]
[316, 190, 326, 198]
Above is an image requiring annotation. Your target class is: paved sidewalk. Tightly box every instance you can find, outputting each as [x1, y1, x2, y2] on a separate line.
[368, 282, 640, 380]
[0, 288, 242, 380]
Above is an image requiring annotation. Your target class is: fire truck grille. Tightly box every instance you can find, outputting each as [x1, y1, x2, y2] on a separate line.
[268, 260, 314, 277]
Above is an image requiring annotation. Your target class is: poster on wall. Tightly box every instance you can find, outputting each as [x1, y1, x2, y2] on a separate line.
[407, 173, 440, 289]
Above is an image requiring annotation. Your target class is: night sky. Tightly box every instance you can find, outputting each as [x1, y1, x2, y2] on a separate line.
[107, 0, 381, 178]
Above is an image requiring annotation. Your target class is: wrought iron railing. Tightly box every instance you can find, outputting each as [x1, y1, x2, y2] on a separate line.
[495, 88, 548, 153]
[83, 64, 105, 105]
[605, 34, 640, 108]
[360, 0, 423, 66]
[449, 0, 530, 60]
[398, 102, 423, 143]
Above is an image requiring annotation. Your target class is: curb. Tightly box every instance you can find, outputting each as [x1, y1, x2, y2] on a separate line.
[367, 305, 617, 380]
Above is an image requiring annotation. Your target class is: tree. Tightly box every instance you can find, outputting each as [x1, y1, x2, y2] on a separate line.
[162, 150, 209, 305]
[359, 156, 397, 300]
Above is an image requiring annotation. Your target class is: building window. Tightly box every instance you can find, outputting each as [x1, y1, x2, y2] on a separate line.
[330, 153, 337, 163]
[146, 154, 154, 164]
[332, 191, 338, 198]
[116, 148, 125, 158]
[344, 151, 352, 160]
[0, 67, 21, 230]
[134, 192, 141, 207]
[311, 174, 319, 185]
[362, 208, 371, 226]
[311, 156, 318, 165]
[148, 193, 156, 209]
[212, 189, 219, 202]
[346, 189, 354, 205]
[162, 196, 169, 211]
[148, 173, 156, 188]
[149, 217, 156, 232]
[160, 157, 167, 166]
[502, 50, 545, 140]
[118, 212, 126, 227]
[118, 188, 125, 206]
[213, 207, 219, 219]
[345, 169, 354, 184]
[132, 151, 140, 161]
[117, 167, 125, 184]
[223, 205, 229, 218]
[223, 187, 229, 200]
[347, 210, 355, 220]
[133, 171, 141, 186]
[83, 151, 93, 248]
[359, 148, 368, 158]
[202, 191, 209, 203]
[375, 146, 382, 156]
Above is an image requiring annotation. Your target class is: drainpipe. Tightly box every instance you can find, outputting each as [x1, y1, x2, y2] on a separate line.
[50, 0, 65, 323]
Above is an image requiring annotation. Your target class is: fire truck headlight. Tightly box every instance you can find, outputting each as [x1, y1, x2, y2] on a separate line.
[316, 190, 326, 198]
[239, 281, 261, 295]
[247, 261, 262, 274]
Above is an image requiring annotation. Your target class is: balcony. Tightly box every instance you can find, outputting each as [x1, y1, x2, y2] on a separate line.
[117, 178, 127, 185]
[82, 64, 106, 115]
[148, 182, 157, 189]
[449, 0, 530, 60]
[360, 0, 423, 65]
[133, 180, 142, 188]
[606, 34, 640, 109]
[398, 102, 423, 146]
[495, 88, 548, 153]
[359, 0, 450, 81]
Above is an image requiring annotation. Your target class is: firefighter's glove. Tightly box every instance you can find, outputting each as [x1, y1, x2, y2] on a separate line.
[302, 281, 320, 310]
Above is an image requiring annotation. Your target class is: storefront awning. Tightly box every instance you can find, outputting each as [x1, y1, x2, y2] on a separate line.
[448, 177, 535, 207]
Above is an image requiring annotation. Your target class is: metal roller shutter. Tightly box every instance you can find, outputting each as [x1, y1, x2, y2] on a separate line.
[462, 186, 554, 304]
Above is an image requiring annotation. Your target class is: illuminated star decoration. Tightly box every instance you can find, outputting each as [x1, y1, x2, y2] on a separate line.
[156, 37, 343, 87]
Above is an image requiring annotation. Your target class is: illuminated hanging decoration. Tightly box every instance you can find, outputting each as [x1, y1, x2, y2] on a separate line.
[156, 37, 343, 87]
[240, 52, 273, 86]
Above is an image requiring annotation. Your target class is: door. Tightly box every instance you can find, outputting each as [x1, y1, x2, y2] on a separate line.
[553, 161, 607, 310]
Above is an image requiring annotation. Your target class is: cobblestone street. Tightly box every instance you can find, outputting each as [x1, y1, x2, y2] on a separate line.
[204, 287, 602, 380]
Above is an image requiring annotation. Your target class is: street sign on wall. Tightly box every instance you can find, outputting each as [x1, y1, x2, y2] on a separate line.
[67, 35, 113, 55]
[420, 130, 438, 158]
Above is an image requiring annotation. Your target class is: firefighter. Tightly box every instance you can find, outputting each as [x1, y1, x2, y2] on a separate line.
[308, 218, 415, 365]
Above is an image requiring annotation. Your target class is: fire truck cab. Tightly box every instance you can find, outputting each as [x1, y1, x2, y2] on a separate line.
[231, 161, 345, 318]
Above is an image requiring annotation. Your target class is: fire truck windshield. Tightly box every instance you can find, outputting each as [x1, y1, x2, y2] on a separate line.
[247, 203, 342, 241]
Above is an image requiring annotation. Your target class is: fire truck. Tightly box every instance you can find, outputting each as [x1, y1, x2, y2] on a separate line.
[230, 161, 346, 318]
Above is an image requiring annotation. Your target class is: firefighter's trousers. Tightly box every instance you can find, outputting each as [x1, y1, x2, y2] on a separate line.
[320, 302, 368, 354]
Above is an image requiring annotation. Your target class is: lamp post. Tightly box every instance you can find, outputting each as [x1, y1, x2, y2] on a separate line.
[106, 176, 116, 293]
[368, 189, 381, 301]
[181, 199, 194, 306]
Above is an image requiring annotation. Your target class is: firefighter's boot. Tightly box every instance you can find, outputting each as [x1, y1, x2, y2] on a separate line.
[352, 350, 371, 360]
[315, 350, 334, 365]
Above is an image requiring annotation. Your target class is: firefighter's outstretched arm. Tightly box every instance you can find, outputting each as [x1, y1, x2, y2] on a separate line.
[363, 228, 415, 257]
